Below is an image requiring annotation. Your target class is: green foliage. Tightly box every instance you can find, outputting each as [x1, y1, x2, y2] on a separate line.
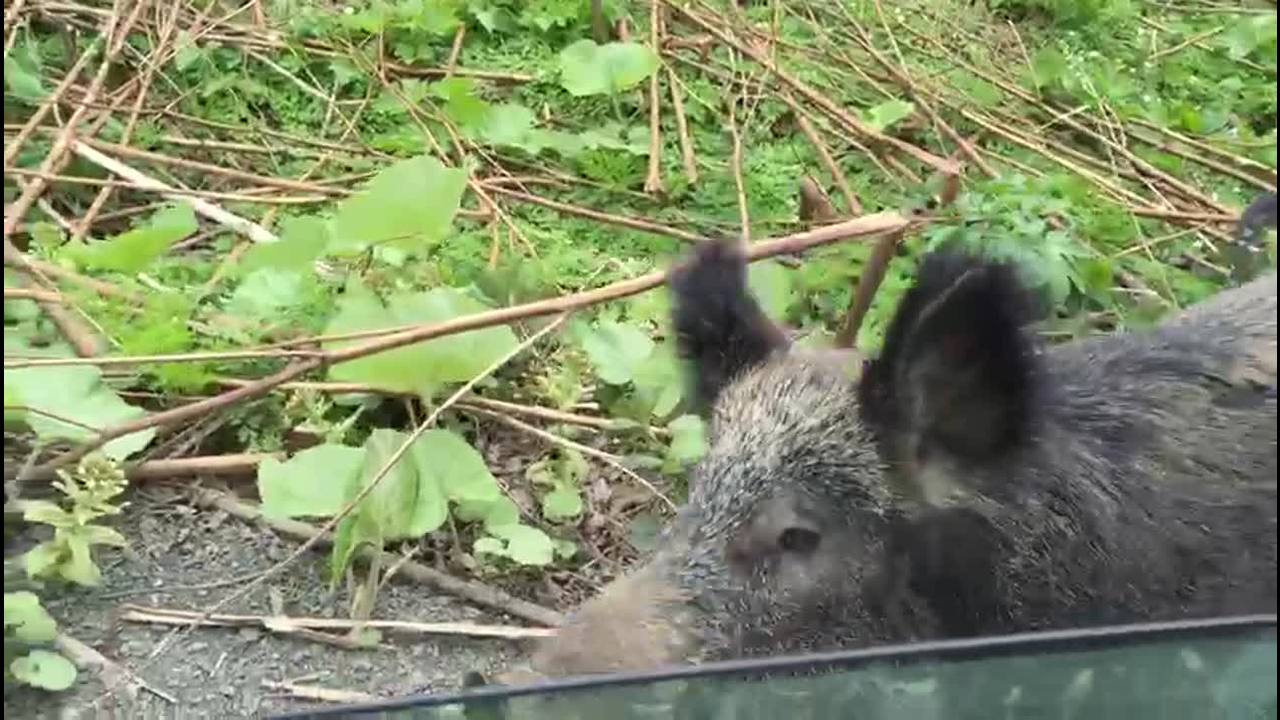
[4, 592, 77, 692]
[862, 100, 916, 133]
[239, 216, 330, 274]
[558, 40, 659, 96]
[322, 283, 519, 397]
[21, 455, 129, 587]
[577, 319, 654, 386]
[67, 205, 198, 274]
[664, 414, 707, 473]
[5, 356, 156, 460]
[330, 155, 468, 254]
[988, 0, 1137, 29]
[4, 42, 48, 104]
[528, 449, 588, 522]
[258, 427, 560, 575]
[746, 260, 796, 320]
[922, 174, 1115, 312]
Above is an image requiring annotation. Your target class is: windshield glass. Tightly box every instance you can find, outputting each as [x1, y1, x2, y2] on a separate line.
[273, 616, 1276, 720]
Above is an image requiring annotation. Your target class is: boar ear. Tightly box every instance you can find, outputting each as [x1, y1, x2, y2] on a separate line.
[669, 237, 789, 413]
[870, 252, 1037, 463]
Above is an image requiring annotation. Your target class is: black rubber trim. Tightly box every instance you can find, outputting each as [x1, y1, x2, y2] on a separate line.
[269, 614, 1278, 719]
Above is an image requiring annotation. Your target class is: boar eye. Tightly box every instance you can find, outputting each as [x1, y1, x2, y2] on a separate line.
[778, 527, 821, 554]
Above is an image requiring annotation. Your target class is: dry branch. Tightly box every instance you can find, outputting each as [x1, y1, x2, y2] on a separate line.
[22, 212, 914, 478]
[120, 605, 554, 640]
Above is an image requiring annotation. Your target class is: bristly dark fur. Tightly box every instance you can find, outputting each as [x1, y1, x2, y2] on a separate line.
[669, 237, 788, 413]
[860, 250, 1041, 465]
[523, 239, 1277, 685]
[1238, 191, 1278, 249]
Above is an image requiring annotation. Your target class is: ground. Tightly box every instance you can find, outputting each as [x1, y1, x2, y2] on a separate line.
[2, 427, 599, 718]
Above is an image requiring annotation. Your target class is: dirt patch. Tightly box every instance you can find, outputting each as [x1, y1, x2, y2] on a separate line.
[4, 486, 533, 718]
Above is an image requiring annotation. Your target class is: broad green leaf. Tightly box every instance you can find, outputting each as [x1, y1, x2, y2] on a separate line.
[325, 285, 518, 396]
[329, 513, 362, 584]
[473, 491, 517, 527]
[558, 40, 659, 97]
[330, 155, 467, 253]
[632, 342, 683, 419]
[4, 592, 59, 643]
[411, 429, 502, 506]
[481, 524, 555, 566]
[747, 260, 795, 320]
[1222, 15, 1278, 61]
[80, 525, 127, 548]
[479, 103, 536, 146]
[579, 320, 655, 385]
[552, 538, 577, 560]
[862, 100, 915, 133]
[356, 429, 422, 540]
[23, 542, 62, 580]
[5, 364, 154, 460]
[240, 215, 329, 273]
[21, 501, 73, 528]
[71, 205, 198, 273]
[666, 414, 707, 467]
[473, 536, 505, 556]
[58, 533, 101, 586]
[4, 55, 45, 103]
[258, 444, 365, 520]
[542, 484, 582, 522]
[403, 436, 448, 536]
[1030, 47, 1068, 90]
[11, 650, 77, 691]
[431, 77, 491, 130]
[225, 268, 314, 319]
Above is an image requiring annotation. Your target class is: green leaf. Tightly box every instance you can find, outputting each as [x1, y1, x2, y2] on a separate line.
[329, 513, 362, 584]
[330, 155, 467, 253]
[78, 525, 127, 548]
[23, 542, 63, 580]
[1030, 47, 1068, 90]
[473, 536, 505, 556]
[11, 650, 77, 691]
[632, 341, 683, 419]
[666, 414, 707, 468]
[862, 100, 915, 133]
[71, 205, 198, 273]
[480, 524, 555, 566]
[579, 320, 654, 385]
[558, 40, 659, 97]
[431, 77, 492, 130]
[4, 55, 45, 103]
[324, 285, 519, 396]
[355, 429, 422, 540]
[542, 484, 582, 522]
[240, 215, 329, 273]
[60, 533, 101, 586]
[411, 429, 502, 506]
[5, 364, 155, 460]
[225, 268, 314, 319]
[21, 500, 73, 528]
[4, 592, 59, 643]
[258, 444, 366, 520]
[747, 260, 795, 319]
[479, 103, 537, 146]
